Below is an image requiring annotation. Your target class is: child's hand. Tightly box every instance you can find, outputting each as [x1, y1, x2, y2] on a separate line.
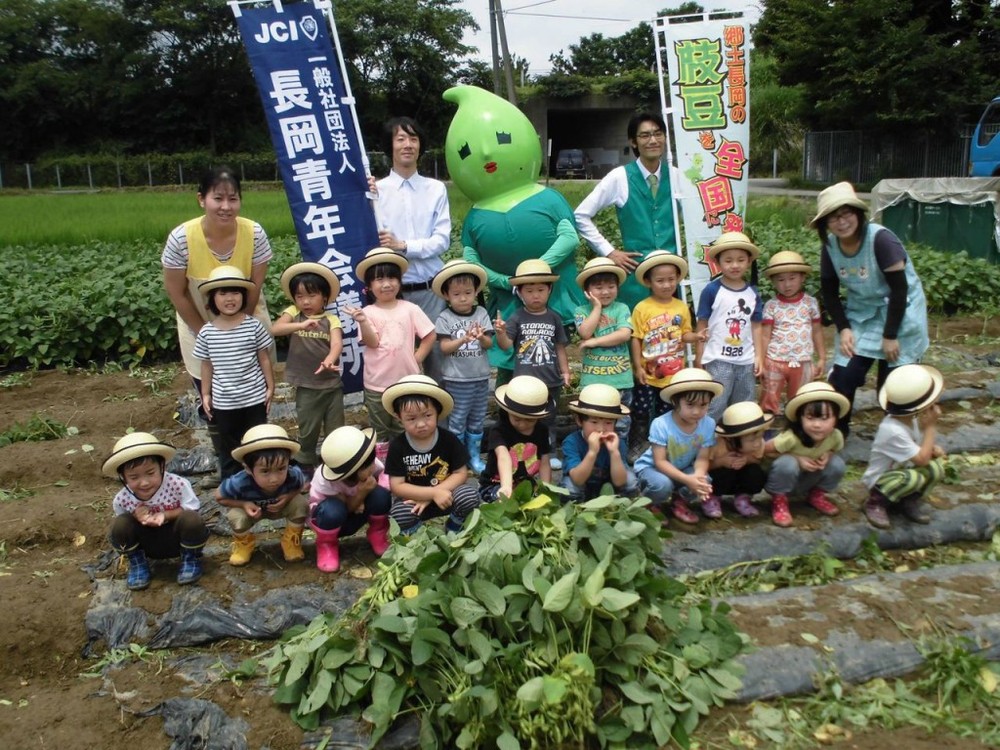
[499, 483, 513, 498]
[562, 371, 571, 387]
[403, 498, 432, 515]
[430, 488, 453, 510]
[314, 357, 340, 375]
[299, 318, 321, 332]
[201, 393, 213, 420]
[465, 323, 484, 343]
[694, 329, 709, 342]
[265, 385, 274, 413]
[753, 353, 763, 378]
[687, 473, 713, 499]
[246, 503, 262, 520]
[583, 289, 602, 309]
[602, 431, 620, 453]
[813, 358, 827, 379]
[795, 454, 825, 472]
[728, 453, 747, 470]
[493, 314, 506, 336]
[343, 305, 366, 323]
[586, 430, 604, 453]
[918, 404, 941, 429]
[932, 444, 946, 459]
[578, 338, 594, 350]
[634, 367, 648, 386]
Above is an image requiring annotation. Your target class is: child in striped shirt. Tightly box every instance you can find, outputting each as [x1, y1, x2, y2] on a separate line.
[193, 265, 275, 478]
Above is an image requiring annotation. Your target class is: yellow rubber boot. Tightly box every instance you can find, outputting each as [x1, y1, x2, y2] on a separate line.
[229, 532, 256, 566]
[280, 524, 305, 562]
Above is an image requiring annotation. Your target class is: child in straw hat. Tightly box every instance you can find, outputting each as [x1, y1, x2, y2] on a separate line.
[695, 232, 764, 424]
[193, 264, 275, 479]
[216, 425, 310, 566]
[103, 432, 209, 590]
[709, 402, 773, 518]
[759, 250, 826, 416]
[634, 368, 722, 525]
[861, 364, 946, 529]
[270, 262, 345, 475]
[480, 375, 553, 502]
[432, 259, 495, 474]
[561, 384, 638, 503]
[308, 426, 392, 572]
[763, 382, 848, 527]
[382, 375, 482, 534]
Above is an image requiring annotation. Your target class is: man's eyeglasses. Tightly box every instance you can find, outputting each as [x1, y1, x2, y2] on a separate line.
[635, 130, 665, 142]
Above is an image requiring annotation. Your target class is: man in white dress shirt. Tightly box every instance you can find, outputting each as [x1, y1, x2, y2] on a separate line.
[374, 117, 452, 380]
[574, 112, 677, 310]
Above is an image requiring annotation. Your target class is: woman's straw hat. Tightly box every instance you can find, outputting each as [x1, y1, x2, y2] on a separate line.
[431, 259, 488, 299]
[320, 426, 377, 481]
[381, 374, 454, 418]
[231, 424, 300, 463]
[102, 432, 175, 477]
[280, 262, 340, 302]
[495, 375, 553, 418]
[659, 368, 724, 402]
[716, 402, 774, 437]
[878, 364, 944, 415]
[356, 247, 408, 280]
[576, 257, 626, 288]
[763, 250, 812, 277]
[784, 382, 851, 421]
[509, 259, 559, 286]
[198, 265, 255, 293]
[705, 232, 760, 263]
[568, 383, 631, 418]
[634, 250, 689, 286]
[810, 181, 868, 228]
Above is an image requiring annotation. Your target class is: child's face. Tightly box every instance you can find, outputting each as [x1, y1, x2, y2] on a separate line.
[122, 458, 164, 502]
[343, 464, 373, 486]
[772, 271, 805, 298]
[517, 282, 551, 313]
[213, 289, 245, 316]
[249, 458, 290, 496]
[801, 410, 837, 443]
[398, 401, 439, 441]
[445, 277, 478, 315]
[293, 286, 328, 316]
[738, 432, 765, 454]
[579, 415, 618, 440]
[586, 278, 619, 307]
[647, 264, 681, 302]
[371, 273, 401, 304]
[672, 394, 711, 429]
[509, 413, 540, 436]
[717, 248, 751, 284]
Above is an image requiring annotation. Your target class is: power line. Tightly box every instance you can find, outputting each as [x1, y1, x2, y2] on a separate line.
[505, 10, 636, 22]
[504, 0, 558, 11]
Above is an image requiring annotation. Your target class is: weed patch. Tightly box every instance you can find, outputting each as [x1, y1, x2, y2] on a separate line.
[0, 414, 68, 447]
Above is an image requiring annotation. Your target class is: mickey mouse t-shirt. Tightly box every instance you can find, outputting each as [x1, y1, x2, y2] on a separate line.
[696, 278, 763, 366]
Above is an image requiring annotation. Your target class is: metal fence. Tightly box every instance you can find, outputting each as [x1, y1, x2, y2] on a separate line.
[803, 128, 974, 185]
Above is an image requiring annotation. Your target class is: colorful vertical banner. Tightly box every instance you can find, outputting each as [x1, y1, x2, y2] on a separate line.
[233, 0, 377, 391]
[656, 13, 750, 303]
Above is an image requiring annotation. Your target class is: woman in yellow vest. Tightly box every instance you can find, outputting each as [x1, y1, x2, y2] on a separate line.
[161, 167, 275, 474]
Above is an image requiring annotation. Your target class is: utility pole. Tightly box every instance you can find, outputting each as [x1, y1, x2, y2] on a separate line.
[493, 0, 518, 105]
[488, 0, 502, 96]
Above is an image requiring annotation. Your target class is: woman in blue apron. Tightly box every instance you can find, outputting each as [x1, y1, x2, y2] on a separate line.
[814, 182, 929, 436]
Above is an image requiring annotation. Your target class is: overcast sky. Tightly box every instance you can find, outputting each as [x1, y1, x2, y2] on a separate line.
[459, 0, 761, 75]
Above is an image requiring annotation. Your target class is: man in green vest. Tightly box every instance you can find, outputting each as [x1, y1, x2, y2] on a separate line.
[574, 112, 677, 310]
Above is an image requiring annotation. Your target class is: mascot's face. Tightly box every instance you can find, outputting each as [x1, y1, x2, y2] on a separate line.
[443, 85, 542, 203]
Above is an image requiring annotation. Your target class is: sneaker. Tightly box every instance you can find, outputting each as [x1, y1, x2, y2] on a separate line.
[670, 496, 699, 524]
[899, 494, 932, 524]
[701, 494, 723, 519]
[864, 491, 891, 529]
[733, 494, 759, 518]
[807, 488, 840, 516]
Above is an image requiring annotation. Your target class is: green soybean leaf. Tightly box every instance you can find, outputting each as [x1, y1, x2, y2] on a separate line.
[470, 578, 506, 616]
[600, 587, 640, 612]
[542, 568, 579, 612]
[450, 597, 488, 628]
[496, 731, 520, 750]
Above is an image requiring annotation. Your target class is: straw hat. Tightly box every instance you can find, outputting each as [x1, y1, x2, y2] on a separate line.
[356, 247, 408, 280]
[716, 402, 774, 438]
[198, 265, 255, 293]
[431, 259, 487, 299]
[231, 424, 300, 463]
[568, 383, 631, 418]
[508, 259, 559, 286]
[102, 432, 175, 477]
[320, 426, 377, 481]
[810, 181, 868, 228]
[659, 368, 724, 402]
[381, 374, 454, 418]
[280, 262, 340, 302]
[634, 250, 688, 286]
[878, 364, 944, 416]
[495, 375, 553, 418]
[576, 257, 626, 288]
[784, 382, 851, 421]
[705, 232, 760, 263]
[764, 250, 812, 277]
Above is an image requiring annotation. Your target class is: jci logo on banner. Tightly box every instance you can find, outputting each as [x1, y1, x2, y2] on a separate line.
[253, 16, 319, 44]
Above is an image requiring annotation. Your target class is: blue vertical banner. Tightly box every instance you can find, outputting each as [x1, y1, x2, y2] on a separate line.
[234, 0, 377, 392]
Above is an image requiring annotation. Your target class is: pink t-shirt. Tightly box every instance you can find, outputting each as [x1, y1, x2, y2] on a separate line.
[762, 292, 820, 363]
[309, 459, 384, 505]
[362, 301, 435, 391]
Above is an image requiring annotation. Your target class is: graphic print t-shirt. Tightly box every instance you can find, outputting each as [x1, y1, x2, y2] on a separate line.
[385, 428, 470, 487]
[507, 308, 568, 387]
[480, 419, 550, 487]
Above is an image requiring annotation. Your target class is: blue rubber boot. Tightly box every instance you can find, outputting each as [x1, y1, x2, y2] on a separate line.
[465, 432, 486, 474]
[123, 546, 151, 590]
[176, 544, 204, 585]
